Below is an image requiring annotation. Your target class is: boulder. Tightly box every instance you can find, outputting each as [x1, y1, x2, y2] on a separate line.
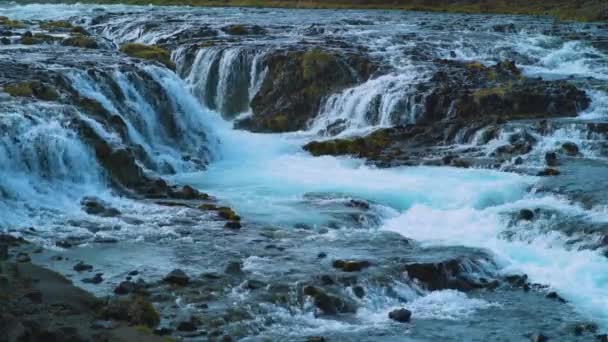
[163, 269, 189, 286]
[388, 308, 412, 323]
[332, 259, 371, 272]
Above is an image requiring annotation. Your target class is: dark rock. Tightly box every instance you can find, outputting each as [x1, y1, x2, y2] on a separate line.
[388, 308, 412, 323]
[101, 296, 160, 328]
[537, 168, 561, 177]
[518, 209, 535, 221]
[244, 279, 266, 290]
[545, 152, 558, 166]
[317, 252, 327, 259]
[546, 291, 566, 303]
[352, 285, 365, 298]
[530, 333, 549, 342]
[224, 221, 242, 229]
[307, 337, 327, 342]
[163, 269, 189, 286]
[80, 197, 121, 217]
[114, 281, 136, 295]
[129, 270, 139, 276]
[561, 142, 579, 156]
[16, 253, 30, 263]
[597, 334, 608, 342]
[237, 48, 376, 133]
[0, 243, 7, 260]
[303, 285, 356, 315]
[332, 259, 371, 272]
[82, 273, 104, 284]
[225, 261, 243, 275]
[73, 261, 93, 272]
[221, 24, 266, 35]
[24, 290, 43, 303]
[177, 316, 200, 332]
[403, 256, 489, 291]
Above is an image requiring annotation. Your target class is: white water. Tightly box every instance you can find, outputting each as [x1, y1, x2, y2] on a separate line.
[2, 2, 608, 334]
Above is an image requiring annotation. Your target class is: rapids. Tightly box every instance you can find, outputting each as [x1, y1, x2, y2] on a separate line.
[1, 3, 608, 340]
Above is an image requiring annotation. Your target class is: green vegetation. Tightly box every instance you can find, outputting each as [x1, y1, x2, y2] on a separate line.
[120, 43, 176, 70]
[27, 0, 608, 22]
[62, 34, 98, 48]
[40, 20, 74, 31]
[4, 81, 59, 101]
[304, 129, 391, 157]
[302, 48, 334, 81]
[21, 33, 61, 45]
[0, 16, 26, 29]
[222, 24, 247, 35]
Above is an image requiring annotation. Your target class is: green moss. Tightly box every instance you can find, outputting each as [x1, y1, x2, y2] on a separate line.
[62, 34, 98, 49]
[4, 82, 33, 97]
[302, 48, 334, 81]
[0, 17, 26, 29]
[40, 20, 74, 31]
[4, 81, 59, 101]
[473, 86, 510, 101]
[217, 207, 241, 222]
[120, 43, 176, 70]
[222, 24, 246, 35]
[21, 33, 60, 45]
[198, 203, 218, 211]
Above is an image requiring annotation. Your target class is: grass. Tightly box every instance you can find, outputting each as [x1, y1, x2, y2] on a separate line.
[24, 0, 608, 22]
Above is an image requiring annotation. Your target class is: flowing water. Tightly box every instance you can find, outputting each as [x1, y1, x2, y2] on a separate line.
[2, 3, 608, 340]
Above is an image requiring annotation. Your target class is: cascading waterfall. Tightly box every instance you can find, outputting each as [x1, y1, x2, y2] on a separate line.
[178, 46, 268, 118]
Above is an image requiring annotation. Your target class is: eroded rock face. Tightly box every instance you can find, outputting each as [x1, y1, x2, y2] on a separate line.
[303, 60, 590, 170]
[236, 48, 376, 132]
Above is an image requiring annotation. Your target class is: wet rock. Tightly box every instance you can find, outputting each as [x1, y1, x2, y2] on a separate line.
[73, 261, 93, 272]
[221, 24, 266, 35]
[82, 273, 104, 284]
[332, 259, 371, 272]
[224, 221, 242, 229]
[0, 243, 8, 260]
[597, 334, 608, 342]
[114, 281, 136, 295]
[404, 256, 489, 291]
[81, 196, 121, 217]
[352, 285, 365, 298]
[537, 168, 561, 177]
[545, 152, 558, 166]
[102, 296, 160, 328]
[530, 333, 549, 342]
[561, 142, 579, 156]
[62, 34, 98, 49]
[225, 261, 244, 275]
[217, 207, 241, 222]
[120, 43, 176, 70]
[303, 285, 356, 315]
[4, 80, 59, 101]
[163, 269, 189, 286]
[16, 253, 30, 263]
[546, 291, 566, 303]
[317, 252, 327, 259]
[307, 337, 327, 342]
[518, 209, 535, 221]
[388, 308, 412, 323]
[244, 279, 266, 290]
[492, 23, 516, 33]
[177, 316, 200, 332]
[238, 48, 376, 133]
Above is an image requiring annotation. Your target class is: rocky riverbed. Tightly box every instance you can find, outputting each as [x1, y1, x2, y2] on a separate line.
[1, 3, 608, 342]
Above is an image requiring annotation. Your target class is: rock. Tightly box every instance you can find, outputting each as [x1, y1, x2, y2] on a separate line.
[4, 80, 59, 101]
[82, 273, 104, 284]
[62, 34, 98, 49]
[388, 308, 412, 323]
[163, 269, 189, 286]
[518, 209, 535, 221]
[546, 291, 566, 303]
[530, 333, 549, 342]
[597, 334, 608, 342]
[224, 221, 242, 229]
[119, 43, 176, 70]
[102, 296, 160, 328]
[545, 152, 558, 166]
[176, 316, 200, 332]
[537, 168, 561, 177]
[0, 243, 8, 260]
[561, 142, 579, 156]
[317, 252, 327, 259]
[221, 24, 266, 35]
[114, 281, 136, 295]
[225, 261, 243, 275]
[73, 261, 93, 272]
[217, 207, 241, 222]
[303, 285, 356, 315]
[237, 48, 376, 133]
[81, 196, 121, 217]
[244, 279, 266, 290]
[332, 259, 371, 272]
[352, 285, 365, 298]
[403, 257, 489, 291]
[307, 337, 327, 342]
[16, 253, 30, 263]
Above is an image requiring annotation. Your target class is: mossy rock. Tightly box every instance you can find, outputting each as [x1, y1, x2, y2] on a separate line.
[217, 207, 241, 222]
[120, 43, 176, 70]
[40, 20, 74, 31]
[4, 81, 59, 101]
[0, 17, 26, 29]
[101, 296, 160, 328]
[62, 34, 98, 49]
[302, 48, 335, 81]
[222, 24, 246, 35]
[21, 33, 60, 45]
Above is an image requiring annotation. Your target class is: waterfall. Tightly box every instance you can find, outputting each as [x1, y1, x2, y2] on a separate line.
[178, 46, 267, 118]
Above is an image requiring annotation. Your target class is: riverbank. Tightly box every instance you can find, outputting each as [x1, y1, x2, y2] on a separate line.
[24, 0, 608, 21]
